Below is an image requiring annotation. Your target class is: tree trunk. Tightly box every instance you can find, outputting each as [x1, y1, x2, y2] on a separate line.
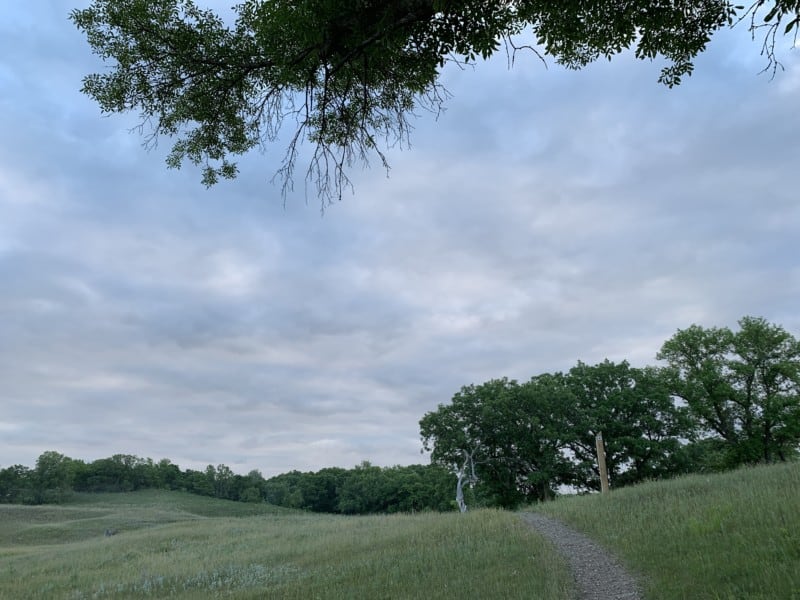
[456, 469, 467, 513]
[455, 449, 476, 513]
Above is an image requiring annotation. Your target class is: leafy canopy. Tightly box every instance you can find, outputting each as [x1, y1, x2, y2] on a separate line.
[71, 1, 800, 203]
[658, 316, 800, 465]
[419, 364, 693, 505]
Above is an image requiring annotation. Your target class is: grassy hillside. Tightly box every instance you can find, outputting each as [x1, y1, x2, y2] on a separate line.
[7, 464, 795, 599]
[535, 461, 800, 600]
[0, 490, 294, 548]
[0, 491, 573, 599]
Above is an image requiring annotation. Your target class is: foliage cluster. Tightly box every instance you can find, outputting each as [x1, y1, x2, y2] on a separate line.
[421, 316, 800, 507]
[71, 1, 800, 201]
[260, 461, 455, 513]
[0, 453, 454, 514]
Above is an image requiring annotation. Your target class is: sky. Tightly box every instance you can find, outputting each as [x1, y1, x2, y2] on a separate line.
[1, 2, 799, 478]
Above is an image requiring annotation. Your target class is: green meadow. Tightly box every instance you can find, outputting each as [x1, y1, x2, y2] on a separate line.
[2, 462, 798, 599]
[536, 461, 800, 599]
[0, 490, 572, 599]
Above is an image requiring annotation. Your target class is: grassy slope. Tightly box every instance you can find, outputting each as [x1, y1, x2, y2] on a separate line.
[535, 461, 800, 600]
[0, 491, 573, 599]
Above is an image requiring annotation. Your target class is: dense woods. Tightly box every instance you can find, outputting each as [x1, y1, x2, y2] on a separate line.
[0, 454, 454, 513]
[3, 316, 798, 512]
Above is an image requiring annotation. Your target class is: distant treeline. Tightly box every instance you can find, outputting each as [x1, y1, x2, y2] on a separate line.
[0, 453, 456, 513]
[4, 316, 798, 512]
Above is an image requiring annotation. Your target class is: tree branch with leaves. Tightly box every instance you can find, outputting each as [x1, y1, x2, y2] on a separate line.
[72, 1, 800, 205]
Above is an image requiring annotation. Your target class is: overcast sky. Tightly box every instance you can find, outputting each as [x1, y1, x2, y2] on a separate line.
[2, 2, 798, 477]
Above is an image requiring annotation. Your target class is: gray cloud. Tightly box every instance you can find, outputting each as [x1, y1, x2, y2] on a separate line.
[1, 5, 798, 476]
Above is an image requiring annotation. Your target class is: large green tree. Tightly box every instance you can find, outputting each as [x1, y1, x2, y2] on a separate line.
[71, 0, 800, 202]
[658, 316, 800, 465]
[562, 361, 693, 490]
[420, 377, 575, 506]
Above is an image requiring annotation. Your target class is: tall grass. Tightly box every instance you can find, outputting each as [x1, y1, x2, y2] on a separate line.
[0, 491, 293, 548]
[0, 491, 573, 599]
[535, 461, 800, 599]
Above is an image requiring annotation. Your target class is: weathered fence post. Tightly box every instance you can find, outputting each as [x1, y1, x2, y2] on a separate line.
[595, 432, 610, 493]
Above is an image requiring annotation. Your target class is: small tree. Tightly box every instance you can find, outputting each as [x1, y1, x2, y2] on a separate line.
[0, 465, 35, 504]
[454, 449, 477, 512]
[33, 451, 75, 504]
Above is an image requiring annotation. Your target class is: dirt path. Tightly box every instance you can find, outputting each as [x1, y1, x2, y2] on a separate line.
[519, 512, 642, 600]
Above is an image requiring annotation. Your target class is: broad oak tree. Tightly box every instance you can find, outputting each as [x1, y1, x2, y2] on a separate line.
[71, 0, 800, 203]
[562, 361, 693, 490]
[658, 316, 800, 465]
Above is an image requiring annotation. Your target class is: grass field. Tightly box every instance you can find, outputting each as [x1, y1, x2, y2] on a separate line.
[4, 463, 797, 599]
[0, 490, 573, 599]
[534, 461, 800, 600]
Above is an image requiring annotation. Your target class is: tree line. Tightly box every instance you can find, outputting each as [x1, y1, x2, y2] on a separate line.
[0, 452, 454, 513]
[259, 462, 454, 513]
[3, 316, 797, 512]
[421, 317, 800, 507]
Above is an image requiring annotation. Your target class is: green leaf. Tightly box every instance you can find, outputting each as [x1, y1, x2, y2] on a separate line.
[764, 6, 780, 22]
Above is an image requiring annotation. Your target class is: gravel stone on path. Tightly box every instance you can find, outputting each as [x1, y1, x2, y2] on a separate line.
[520, 512, 642, 600]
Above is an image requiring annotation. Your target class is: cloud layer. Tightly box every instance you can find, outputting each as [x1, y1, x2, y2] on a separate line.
[1, 2, 798, 476]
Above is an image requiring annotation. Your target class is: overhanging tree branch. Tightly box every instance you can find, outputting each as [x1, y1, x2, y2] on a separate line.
[71, 0, 800, 206]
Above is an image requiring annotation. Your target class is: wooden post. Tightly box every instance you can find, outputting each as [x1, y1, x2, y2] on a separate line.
[595, 432, 610, 493]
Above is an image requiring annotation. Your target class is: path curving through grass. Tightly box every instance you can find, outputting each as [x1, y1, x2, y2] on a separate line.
[520, 512, 641, 600]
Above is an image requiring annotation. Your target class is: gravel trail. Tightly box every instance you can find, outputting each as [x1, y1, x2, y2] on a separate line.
[519, 512, 642, 600]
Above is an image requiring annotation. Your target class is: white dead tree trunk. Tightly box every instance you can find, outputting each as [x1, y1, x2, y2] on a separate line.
[455, 449, 478, 513]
